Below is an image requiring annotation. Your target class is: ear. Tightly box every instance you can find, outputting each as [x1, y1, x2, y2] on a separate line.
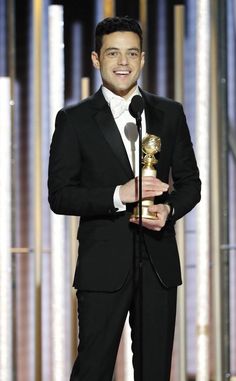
[91, 51, 100, 69]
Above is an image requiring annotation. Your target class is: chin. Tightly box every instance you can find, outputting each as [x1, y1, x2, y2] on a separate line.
[116, 85, 134, 94]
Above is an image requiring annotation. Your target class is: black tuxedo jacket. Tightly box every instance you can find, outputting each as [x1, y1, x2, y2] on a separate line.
[48, 88, 201, 291]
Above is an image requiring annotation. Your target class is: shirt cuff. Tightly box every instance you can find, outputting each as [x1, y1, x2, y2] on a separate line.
[113, 185, 126, 212]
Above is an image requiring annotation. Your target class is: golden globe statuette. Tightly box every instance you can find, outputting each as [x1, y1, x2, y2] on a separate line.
[133, 134, 161, 219]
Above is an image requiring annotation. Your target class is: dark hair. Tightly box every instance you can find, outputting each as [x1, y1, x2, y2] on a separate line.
[95, 16, 143, 54]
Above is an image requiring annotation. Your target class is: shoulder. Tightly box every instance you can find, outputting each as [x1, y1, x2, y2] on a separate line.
[58, 94, 96, 118]
[56, 88, 105, 120]
[141, 89, 184, 113]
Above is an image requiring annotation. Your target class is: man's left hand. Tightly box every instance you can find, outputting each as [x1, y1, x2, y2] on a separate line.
[129, 203, 170, 231]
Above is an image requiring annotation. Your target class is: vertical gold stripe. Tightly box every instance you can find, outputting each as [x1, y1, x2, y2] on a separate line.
[81, 77, 90, 99]
[139, 0, 147, 51]
[104, 0, 114, 18]
[33, 0, 42, 380]
[139, 0, 147, 32]
[174, 6, 184, 102]
[174, 6, 187, 381]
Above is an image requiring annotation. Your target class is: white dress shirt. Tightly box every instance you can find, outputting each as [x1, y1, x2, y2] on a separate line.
[102, 86, 147, 211]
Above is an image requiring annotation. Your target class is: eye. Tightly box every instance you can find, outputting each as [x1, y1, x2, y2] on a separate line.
[107, 50, 118, 57]
[128, 51, 139, 58]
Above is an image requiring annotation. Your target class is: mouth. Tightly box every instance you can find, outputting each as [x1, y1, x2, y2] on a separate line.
[113, 69, 131, 77]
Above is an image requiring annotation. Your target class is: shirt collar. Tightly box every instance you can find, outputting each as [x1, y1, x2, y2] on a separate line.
[102, 85, 141, 105]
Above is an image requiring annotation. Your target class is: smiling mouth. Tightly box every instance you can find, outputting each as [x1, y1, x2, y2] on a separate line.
[113, 70, 131, 76]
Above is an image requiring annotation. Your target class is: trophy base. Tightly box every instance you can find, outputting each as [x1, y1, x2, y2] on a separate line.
[132, 205, 157, 220]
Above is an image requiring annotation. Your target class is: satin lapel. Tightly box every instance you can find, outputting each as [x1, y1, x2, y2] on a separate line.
[140, 90, 164, 175]
[141, 90, 164, 138]
[91, 90, 133, 178]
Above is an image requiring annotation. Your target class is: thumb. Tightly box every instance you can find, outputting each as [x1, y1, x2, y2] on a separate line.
[148, 204, 159, 213]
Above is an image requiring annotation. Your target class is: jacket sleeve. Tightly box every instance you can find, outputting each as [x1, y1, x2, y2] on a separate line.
[48, 109, 117, 217]
[165, 105, 201, 221]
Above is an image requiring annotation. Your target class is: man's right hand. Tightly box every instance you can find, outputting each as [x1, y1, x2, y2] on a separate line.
[119, 176, 169, 204]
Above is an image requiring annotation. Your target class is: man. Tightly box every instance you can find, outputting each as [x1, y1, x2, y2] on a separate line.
[48, 16, 201, 381]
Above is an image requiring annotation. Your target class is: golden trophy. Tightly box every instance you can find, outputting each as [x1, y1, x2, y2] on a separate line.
[133, 134, 161, 219]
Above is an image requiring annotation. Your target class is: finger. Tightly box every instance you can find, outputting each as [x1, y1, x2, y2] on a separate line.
[129, 217, 162, 231]
[139, 176, 169, 187]
[143, 177, 169, 187]
[142, 179, 169, 193]
[148, 204, 162, 212]
[142, 187, 168, 198]
[142, 219, 162, 231]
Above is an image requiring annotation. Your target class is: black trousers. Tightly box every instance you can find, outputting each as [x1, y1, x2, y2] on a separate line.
[70, 257, 177, 381]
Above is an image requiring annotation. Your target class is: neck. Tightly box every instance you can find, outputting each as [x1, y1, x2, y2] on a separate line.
[103, 85, 138, 99]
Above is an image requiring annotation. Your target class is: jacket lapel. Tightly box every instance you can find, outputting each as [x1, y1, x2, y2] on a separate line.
[90, 88, 164, 178]
[140, 90, 164, 175]
[91, 89, 133, 178]
[140, 89, 164, 138]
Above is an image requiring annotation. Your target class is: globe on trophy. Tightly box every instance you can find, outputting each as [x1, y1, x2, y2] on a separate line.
[132, 134, 161, 219]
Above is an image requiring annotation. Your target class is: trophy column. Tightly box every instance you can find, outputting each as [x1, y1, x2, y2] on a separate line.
[132, 134, 161, 219]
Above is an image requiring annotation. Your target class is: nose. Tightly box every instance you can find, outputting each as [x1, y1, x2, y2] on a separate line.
[117, 52, 128, 65]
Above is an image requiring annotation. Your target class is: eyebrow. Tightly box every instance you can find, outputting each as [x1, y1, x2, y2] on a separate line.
[104, 47, 140, 53]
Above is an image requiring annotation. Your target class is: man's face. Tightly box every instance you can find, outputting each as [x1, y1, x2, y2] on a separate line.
[91, 31, 145, 99]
